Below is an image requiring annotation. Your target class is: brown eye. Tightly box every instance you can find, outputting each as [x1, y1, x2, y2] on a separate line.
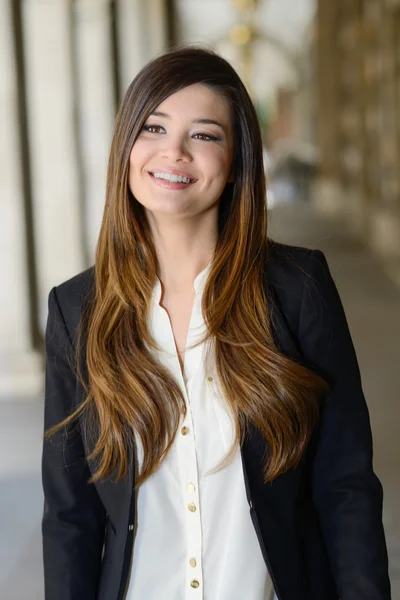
[142, 124, 164, 134]
[193, 132, 219, 142]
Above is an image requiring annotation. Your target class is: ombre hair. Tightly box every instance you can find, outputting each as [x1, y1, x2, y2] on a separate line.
[46, 47, 327, 486]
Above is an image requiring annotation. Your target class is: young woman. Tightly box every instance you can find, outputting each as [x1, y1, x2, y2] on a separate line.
[42, 48, 391, 600]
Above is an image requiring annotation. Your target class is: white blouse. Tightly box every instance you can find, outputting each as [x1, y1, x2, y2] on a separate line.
[126, 263, 277, 600]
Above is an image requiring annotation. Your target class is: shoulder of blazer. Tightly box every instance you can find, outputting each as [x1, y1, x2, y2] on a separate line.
[265, 239, 324, 339]
[54, 266, 95, 343]
[266, 238, 319, 286]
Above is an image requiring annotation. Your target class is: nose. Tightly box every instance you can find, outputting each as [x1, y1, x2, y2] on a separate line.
[159, 134, 192, 163]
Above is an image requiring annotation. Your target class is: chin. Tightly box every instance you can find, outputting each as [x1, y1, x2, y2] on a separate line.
[145, 201, 193, 217]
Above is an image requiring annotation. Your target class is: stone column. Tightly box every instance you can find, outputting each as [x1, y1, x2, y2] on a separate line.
[22, 0, 85, 333]
[145, 0, 168, 58]
[368, 0, 400, 271]
[0, 0, 42, 397]
[313, 0, 341, 215]
[117, 0, 168, 95]
[116, 0, 148, 94]
[74, 0, 115, 262]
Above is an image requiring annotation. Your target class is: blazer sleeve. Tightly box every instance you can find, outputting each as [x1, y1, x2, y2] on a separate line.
[42, 287, 106, 600]
[298, 250, 391, 600]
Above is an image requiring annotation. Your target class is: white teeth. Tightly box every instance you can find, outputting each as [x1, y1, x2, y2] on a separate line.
[152, 171, 193, 184]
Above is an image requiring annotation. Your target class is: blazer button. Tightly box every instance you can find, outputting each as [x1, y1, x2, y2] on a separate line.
[128, 524, 134, 531]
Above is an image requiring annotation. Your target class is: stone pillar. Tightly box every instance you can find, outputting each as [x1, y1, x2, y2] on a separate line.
[117, 0, 148, 94]
[0, 0, 42, 397]
[22, 0, 85, 333]
[368, 0, 400, 269]
[145, 0, 168, 58]
[74, 0, 115, 262]
[117, 0, 168, 95]
[313, 0, 341, 215]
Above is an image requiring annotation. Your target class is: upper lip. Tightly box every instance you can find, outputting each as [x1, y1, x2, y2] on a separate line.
[148, 168, 197, 181]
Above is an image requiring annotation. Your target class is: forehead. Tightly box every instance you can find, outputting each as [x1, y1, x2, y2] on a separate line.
[154, 83, 232, 123]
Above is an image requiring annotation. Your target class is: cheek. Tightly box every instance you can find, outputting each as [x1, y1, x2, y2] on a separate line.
[129, 148, 141, 173]
[128, 151, 137, 180]
[207, 155, 233, 185]
[129, 140, 152, 171]
[201, 147, 230, 174]
[128, 151, 144, 192]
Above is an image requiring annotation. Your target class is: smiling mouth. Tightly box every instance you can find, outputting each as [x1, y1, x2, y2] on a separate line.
[148, 172, 197, 188]
[149, 171, 197, 185]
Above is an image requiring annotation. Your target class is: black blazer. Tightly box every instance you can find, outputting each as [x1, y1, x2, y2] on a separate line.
[42, 242, 391, 600]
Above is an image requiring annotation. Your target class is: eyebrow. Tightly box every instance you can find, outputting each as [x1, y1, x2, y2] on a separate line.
[150, 111, 228, 135]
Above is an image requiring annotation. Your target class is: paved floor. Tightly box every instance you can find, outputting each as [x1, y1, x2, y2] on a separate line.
[1, 200, 399, 599]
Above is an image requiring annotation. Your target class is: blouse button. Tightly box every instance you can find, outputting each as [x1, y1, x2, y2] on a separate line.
[188, 503, 197, 512]
[190, 579, 200, 588]
[207, 376, 213, 382]
[181, 426, 189, 435]
[189, 557, 197, 568]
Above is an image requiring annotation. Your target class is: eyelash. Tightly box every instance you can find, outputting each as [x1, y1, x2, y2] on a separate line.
[141, 124, 220, 142]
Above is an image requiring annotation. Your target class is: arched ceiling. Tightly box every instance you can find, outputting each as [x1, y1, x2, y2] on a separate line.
[175, 0, 316, 100]
[176, 0, 315, 52]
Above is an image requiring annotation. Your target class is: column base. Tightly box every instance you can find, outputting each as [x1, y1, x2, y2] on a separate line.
[0, 351, 44, 400]
[369, 208, 400, 290]
[310, 177, 343, 217]
[369, 208, 400, 258]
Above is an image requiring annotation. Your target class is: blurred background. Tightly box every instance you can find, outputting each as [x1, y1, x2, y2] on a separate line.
[1, 0, 399, 598]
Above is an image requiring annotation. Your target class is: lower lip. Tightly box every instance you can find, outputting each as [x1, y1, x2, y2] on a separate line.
[148, 172, 195, 190]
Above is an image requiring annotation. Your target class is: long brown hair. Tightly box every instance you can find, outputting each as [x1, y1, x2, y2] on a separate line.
[46, 47, 327, 487]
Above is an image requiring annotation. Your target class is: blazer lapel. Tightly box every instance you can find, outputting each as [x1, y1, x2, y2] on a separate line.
[240, 279, 307, 598]
[77, 341, 134, 532]
[240, 276, 304, 503]
[74, 278, 135, 530]
[80, 402, 135, 532]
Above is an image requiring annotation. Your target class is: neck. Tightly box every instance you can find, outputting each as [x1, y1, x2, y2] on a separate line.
[148, 213, 217, 294]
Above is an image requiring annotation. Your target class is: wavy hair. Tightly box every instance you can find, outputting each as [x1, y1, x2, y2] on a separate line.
[46, 47, 327, 487]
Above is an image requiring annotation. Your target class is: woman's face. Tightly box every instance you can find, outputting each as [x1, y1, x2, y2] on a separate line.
[128, 83, 234, 219]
